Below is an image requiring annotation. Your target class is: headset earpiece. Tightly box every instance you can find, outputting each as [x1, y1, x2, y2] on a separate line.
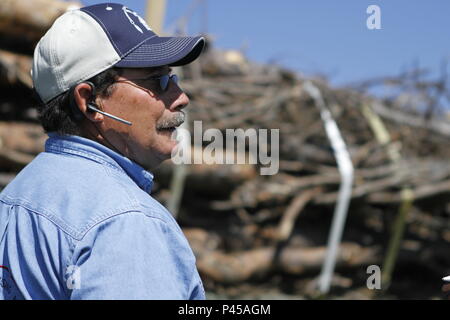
[69, 81, 132, 126]
[84, 82, 98, 113]
[70, 81, 97, 120]
[84, 81, 96, 96]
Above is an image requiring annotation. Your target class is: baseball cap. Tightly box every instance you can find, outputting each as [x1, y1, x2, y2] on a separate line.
[32, 2, 205, 103]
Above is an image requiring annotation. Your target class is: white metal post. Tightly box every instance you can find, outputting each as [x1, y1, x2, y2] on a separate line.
[303, 81, 354, 294]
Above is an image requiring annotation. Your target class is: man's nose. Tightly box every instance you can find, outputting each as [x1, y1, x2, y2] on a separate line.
[167, 81, 189, 112]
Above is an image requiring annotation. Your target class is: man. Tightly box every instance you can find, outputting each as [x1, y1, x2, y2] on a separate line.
[0, 3, 205, 299]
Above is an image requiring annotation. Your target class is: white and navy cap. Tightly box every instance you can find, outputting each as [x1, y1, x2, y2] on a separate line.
[32, 3, 205, 103]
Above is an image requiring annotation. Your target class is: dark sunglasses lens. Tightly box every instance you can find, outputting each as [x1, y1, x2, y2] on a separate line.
[159, 74, 179, 91]
[160, 75, 170, 91]
[171, 74, 178, 85]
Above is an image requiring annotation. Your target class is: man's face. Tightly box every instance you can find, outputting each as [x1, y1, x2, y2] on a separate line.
[95, 66, 188, 169]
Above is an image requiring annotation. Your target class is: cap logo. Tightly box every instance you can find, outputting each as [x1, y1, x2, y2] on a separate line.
[122, 6, 152, 34]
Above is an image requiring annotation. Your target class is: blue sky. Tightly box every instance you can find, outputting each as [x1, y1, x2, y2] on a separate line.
[80, 0, 450, 86]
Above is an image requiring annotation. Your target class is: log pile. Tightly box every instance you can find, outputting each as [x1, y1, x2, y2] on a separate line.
[0, 0, 82, 54]
[1, 0, 450, 299]
[167, 52, 450, 298]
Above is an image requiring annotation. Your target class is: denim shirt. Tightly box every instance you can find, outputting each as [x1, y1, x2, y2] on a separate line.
[0, 134, 205, 300]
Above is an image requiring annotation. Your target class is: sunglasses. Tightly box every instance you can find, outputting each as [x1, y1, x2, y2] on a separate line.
[115, 74, 179, 93]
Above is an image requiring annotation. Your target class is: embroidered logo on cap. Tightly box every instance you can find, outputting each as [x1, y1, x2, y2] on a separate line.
[122, 6, 152, 34]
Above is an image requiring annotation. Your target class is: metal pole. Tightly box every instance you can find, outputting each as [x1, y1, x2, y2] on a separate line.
[167, 106, 189, 217]
[303, 82, 354, 295]
[361, 102, 414, 290]
[145, 0, 167, 35]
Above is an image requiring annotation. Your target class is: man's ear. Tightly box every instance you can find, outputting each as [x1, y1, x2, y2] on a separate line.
[72, 83, 104, 123]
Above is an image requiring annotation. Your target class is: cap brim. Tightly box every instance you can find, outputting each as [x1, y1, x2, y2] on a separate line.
[114, 36, 205, 68]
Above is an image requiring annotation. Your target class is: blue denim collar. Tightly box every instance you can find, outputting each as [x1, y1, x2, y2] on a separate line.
[45, 133, 154, 193]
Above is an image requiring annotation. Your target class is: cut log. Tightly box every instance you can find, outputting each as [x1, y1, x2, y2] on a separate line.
[188, 237, 379, 284]
[0, 0, 82, 44]
[0, 49, 32, 87]
[0, 122, 46, 170]
[154, 146, 257, 198]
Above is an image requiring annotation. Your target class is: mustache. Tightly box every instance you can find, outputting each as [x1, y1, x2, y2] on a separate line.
[156, 112, 185, 130]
